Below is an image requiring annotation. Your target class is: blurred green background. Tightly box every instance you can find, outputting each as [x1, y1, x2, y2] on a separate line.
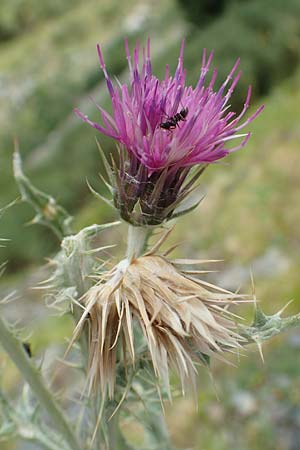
[0, 0, 300, 449]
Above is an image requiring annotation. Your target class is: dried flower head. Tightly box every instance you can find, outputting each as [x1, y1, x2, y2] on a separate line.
[73, 242, 245, 398]
[75, 39, 263, 225]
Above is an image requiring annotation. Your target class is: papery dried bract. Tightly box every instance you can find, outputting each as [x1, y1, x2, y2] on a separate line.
[74, 253, 245, 398]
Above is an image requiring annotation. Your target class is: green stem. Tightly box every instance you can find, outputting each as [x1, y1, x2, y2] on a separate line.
[125, 225, 176, 449]
[145, 411, 176, 450]
[104, 224, 176, 450]
[107, 412, 120, 449]
[126, 225, 150, 260]
[0, 315, 82, 450]
[107, 410, 134, 450]
[104, 225, 152, 450]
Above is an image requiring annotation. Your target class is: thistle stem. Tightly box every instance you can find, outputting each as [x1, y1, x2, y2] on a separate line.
[123, 224, 176, 450]
[0, 315, 82, 450]
[126, 225, 150, 260]
[107, 411, 131, 450]
[145, 410, 176, 450]
[104, 224, 153, 450]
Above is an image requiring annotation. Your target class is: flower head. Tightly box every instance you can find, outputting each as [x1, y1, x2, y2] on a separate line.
[76, 39, 263, 225]
[72, 238, 245, 398]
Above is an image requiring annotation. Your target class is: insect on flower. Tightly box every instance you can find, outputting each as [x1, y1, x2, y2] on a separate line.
[75, 38, 264, 225]
[160, 107, 189, 130]
[75, 38, 264, 170]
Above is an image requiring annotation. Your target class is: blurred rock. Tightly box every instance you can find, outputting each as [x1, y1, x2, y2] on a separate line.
[230, 390, 258, 417]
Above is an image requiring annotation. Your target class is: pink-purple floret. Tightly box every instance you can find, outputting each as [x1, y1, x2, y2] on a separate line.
[75, 38, 264, 172]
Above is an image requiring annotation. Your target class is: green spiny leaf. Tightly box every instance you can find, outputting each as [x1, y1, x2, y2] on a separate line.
[13, 143, 73, 240]
[86, 179, 116, 210]
[95, 138, 115, 188]
[241, 305, 300, 343]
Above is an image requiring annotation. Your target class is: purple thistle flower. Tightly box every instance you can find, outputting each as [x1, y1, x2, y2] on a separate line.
[75, 39, 263, 226]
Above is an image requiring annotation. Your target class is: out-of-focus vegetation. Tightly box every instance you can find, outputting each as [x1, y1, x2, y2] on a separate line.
[0, 0, 300, 449]
[1, 0, 300, 267]
[0, 0, 83, 41]
[177, 0, 227, 26]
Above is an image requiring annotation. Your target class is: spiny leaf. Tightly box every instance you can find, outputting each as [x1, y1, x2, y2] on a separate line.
[0, 199, 18, 218]
[241, 304, 300, 343]
[86, 179, 116, 210]
[95, 138, 115, 188]
[251, 305, 269, 328]
[48, 222, 120, 300]
[13, 142, 73, 240]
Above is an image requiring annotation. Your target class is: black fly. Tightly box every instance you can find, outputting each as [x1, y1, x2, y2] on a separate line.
[160, 107, 189, 131]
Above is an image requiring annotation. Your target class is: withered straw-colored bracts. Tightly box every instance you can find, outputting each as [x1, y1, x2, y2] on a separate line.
[73, 239, 246, 399]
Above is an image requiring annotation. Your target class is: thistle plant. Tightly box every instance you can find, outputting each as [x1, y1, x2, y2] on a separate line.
[1, 39, 300, 450]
